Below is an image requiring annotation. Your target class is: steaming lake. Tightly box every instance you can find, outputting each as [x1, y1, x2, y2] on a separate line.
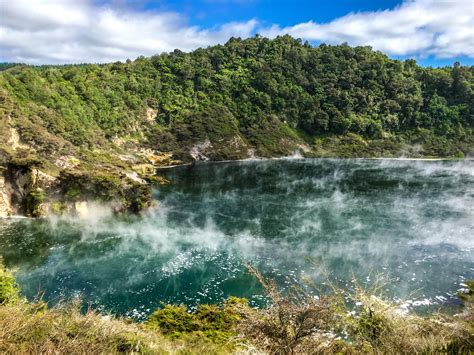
[1, 159, 473, 318]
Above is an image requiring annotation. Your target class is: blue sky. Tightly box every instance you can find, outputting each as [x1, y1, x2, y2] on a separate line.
[1, 0, 473, 66]
[141, 0, 402, 28]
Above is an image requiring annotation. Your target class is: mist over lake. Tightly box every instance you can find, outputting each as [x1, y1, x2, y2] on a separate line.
[1, 158, 473, 319]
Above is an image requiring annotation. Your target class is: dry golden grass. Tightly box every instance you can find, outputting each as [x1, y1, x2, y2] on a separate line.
[0, 299, 186, 354]
[344, 281, 473, 354]
[0, 297, 233, 354]
[236, 264, 341, 354]
[237, 266, 474, 354]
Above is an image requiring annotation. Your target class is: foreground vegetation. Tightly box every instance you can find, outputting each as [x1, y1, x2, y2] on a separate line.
[1, 260, 473, 354]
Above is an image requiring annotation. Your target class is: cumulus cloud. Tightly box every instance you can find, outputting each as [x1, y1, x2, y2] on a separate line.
[0, 0, 472, 64]
[0, 0, 258, 64]
[261, 0, 474, 58]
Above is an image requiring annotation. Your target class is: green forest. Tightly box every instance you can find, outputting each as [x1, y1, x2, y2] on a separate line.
[1, 35, 473, 162]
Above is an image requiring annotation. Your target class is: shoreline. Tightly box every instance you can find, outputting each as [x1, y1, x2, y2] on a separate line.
[158, 155, 473, 170]
[2, 156, 471, 219]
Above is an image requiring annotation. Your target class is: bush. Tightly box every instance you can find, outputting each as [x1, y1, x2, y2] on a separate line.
[238, 264, 340, 354]
[147, 304, 196, 334]
[0, 258, 20, 304]
[240, 265, 474, 354]
[146, 298, 247, 344]
[25, 188, 46, 217]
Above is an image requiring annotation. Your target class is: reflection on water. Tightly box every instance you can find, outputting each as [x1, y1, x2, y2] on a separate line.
[0, 159, 473, 319]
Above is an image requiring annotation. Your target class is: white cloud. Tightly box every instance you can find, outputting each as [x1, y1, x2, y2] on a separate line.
[0, 0, 258, 64]
[261, 0, 474, 58]
[0, 0, 472, 64]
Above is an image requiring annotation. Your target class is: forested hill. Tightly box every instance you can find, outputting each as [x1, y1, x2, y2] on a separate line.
[1, 35, 473, 162]
[0, 35, 473, 215]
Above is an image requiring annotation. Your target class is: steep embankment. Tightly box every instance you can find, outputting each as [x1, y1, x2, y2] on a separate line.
[1, 35, 473, 216]
[0, 115, 169, 217]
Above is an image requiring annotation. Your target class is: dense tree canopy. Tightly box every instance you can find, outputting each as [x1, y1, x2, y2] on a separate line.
[1, 35, 473, 160]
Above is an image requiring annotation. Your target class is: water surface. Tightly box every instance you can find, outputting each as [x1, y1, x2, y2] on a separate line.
[1, 159, 473, 318]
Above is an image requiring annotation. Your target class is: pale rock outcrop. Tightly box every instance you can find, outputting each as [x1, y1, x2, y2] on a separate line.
[125, 171, 147, 185]
[31, 169, 58, 189]
[190, 139, 212, 161]
[0, 166, 28, 217]
[247, 148, 257, 159]
[35, 199, 49, 217]
[297, 143, 312, 154]
[145, 107, 157, 122]
[54, 156, 80, 170]
[7, 127, 29, 151]
[0, 166, 59, 217]
[112, 136, 125, 146]
[229, 135, 247, 150]
[118, 154, 138, 163]
[0, 175, 12, 217]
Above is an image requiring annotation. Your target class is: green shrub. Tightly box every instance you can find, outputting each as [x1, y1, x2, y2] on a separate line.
[147, 304, 197, 334]
[64, 186, 81, 201]
[0, 258, 20, 304]
[25, 188, 46, 217]
[146, 298, 247, 343]
[455, 150, 465, 158]
[354, 304, 388, 348]
[51, 201, 66, 214]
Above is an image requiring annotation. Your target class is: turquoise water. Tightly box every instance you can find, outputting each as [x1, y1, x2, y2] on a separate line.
[0, 159, 473, 319]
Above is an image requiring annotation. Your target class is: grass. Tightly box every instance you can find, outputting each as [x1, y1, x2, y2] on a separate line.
[0, 257, 20, 304]
[236, 268, 474, 354]
[344, 280, 473, 354]
[0, 259, 235, 354]
[146, 297, 247, 346]
[0, 300, 244, 354]
[1, 259, 473, 354]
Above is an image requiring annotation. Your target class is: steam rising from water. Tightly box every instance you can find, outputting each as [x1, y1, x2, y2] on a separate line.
[0, 159, 473, 319]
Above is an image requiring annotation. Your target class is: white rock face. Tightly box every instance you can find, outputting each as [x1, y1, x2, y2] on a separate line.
[125, 171, 147, 185]
[32, 169, 58, 189]
[0, 168, 31, 217]
[145, 107, 157, 122]
[7, 127, 29, 151]
[297, 143, 311, 154]
[247, 148, 257, 159]
[54, 156, 80, 169]
[190, 139, 212, 161]
[0, 176, 12, 218]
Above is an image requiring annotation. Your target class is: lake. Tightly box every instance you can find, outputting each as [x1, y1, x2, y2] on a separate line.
[1, 158, 473, 319]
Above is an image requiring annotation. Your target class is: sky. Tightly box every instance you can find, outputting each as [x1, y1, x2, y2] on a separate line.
[0, 0, 473, 66]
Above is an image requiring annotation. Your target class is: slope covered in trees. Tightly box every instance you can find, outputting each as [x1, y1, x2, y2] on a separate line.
[1, 35, 473, 159]
[0, 35, 473, 215]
